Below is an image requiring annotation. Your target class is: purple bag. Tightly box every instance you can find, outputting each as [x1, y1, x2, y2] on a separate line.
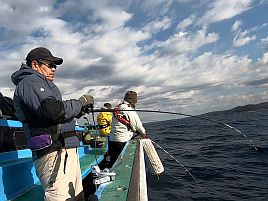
[28, 134, 52, 150]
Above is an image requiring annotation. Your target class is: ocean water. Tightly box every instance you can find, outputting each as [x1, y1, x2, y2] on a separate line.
[144, 110, 268, 201]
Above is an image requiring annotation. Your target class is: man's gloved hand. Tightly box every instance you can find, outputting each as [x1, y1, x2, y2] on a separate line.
[78, 94, 94, 114]
[79, 94, 94, 107]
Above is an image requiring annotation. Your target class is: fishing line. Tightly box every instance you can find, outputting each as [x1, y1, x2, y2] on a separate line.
[91, 108, 258, 151]
[151, 140, 201, 189]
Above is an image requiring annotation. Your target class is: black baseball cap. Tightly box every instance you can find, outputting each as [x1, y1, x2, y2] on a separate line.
[26, 47, 63, 65]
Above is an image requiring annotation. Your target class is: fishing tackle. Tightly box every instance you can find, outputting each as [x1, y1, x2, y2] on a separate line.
[90, 108, 259, 151]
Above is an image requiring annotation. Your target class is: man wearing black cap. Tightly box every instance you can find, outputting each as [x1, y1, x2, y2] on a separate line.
[25, 47, 63, 81]
[11, 47, 94, 201]
[108, 91, 147, 168]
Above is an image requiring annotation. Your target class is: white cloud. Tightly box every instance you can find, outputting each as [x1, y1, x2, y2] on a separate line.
[258, 52, 268, 64]
[233, 30, 256, 47]
[143, 16, 172, 34]
[175, 0, 194, 2]
[197, 0, 253, 25]
[261, 36, 268, 50]
[153, 28, 219, 55]
[231, 20, 263, 48]
[231, 20, 243, 32]
[139, 0, 173, 16]
[92, 9, 132, 32]
[176, 15, 196, 31]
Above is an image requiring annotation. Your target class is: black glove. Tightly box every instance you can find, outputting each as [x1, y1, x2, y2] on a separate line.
[79, 94, 94, 107]
[78, 95, 94, 114]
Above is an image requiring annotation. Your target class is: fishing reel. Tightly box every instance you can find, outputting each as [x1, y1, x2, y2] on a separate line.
[81, 104, 94, 114]
[92, 165, 116, 186]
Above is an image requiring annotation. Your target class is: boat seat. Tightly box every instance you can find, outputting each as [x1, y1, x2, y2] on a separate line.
[0, 146, 105, 201]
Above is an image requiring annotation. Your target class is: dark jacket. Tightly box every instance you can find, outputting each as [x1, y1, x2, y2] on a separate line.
[11, 64, 82, 158]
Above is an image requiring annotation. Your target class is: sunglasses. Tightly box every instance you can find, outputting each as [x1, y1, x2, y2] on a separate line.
[38, 60, 57, 69]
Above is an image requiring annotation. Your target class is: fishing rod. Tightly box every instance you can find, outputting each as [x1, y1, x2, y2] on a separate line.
[90, 108, 259, 151]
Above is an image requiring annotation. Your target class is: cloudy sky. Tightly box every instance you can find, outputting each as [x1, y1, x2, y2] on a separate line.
[1, 0, 268, 122]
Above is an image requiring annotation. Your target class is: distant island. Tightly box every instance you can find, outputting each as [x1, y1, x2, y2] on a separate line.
[204, 101, 268, 116]
[228, 102, 268, 112]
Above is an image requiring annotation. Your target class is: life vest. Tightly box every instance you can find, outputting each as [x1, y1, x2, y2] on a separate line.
[97, 111, 112, 136]
[113, 104, 131, 127]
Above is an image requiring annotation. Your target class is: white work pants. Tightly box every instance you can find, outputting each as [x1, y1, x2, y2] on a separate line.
[34, 148, 85, 201]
